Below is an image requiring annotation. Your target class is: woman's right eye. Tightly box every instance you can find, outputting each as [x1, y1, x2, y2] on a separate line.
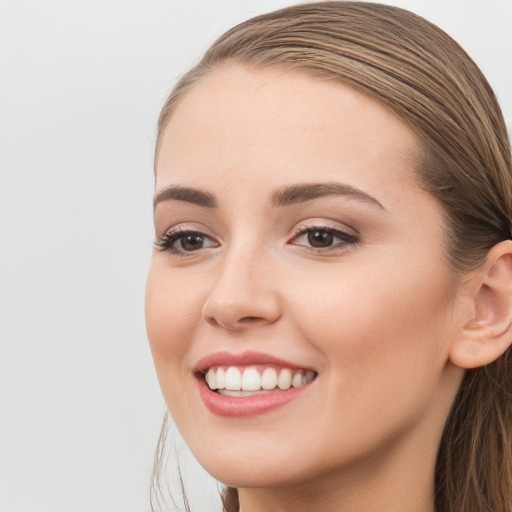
[154, 230, 219, 255]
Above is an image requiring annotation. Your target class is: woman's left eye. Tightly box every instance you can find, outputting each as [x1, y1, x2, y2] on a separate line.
[290, 226, 358, 251]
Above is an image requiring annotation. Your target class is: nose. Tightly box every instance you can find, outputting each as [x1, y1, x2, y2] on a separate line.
[202, 249, 282, 332]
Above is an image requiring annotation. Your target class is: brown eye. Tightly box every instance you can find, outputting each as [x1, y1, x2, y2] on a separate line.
[289, 225, 359, 253]
[180, 233, 205, 251]
[307, 230, 334, 248]
[155, 230, 219, 254]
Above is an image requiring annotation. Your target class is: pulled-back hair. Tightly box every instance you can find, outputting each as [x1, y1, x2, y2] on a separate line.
[153, 3, 512, 511]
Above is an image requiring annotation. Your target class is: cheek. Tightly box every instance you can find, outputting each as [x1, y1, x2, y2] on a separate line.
[279, 267, 455, 465]
[145, 264, 205, 393]
[288, 259, 453, 398]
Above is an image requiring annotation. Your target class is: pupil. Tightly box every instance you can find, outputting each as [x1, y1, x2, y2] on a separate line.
[308, 230, 333, 247]
[181, 234, 203, 251]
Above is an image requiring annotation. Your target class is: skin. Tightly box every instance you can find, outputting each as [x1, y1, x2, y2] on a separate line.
[146, 64, 476, 512]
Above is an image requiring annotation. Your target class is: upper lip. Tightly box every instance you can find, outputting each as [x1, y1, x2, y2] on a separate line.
[194, 350, 316, 373]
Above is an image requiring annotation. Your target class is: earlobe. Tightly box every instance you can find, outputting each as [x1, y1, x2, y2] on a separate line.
[450, 240, 512, 369]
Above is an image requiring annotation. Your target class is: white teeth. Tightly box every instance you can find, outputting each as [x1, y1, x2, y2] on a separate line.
[216, 367, 226, 390]
[242, 367, 261, 391]
[206, 368, 217, 389]
[225, 367, 242, 390]
[205, 366, 316, 392]
[261, 367, 277, 390]
[292, 371, 304, 388]
[277, 368, 292, 390]
[218, 389, 272, 397]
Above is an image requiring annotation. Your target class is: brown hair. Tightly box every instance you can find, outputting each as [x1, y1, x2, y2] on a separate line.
[152, 3, 512, 511]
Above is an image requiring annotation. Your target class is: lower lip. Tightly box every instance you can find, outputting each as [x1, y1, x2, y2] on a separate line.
[197, 378, 312, 417]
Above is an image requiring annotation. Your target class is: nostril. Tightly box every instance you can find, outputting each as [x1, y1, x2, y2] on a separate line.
[206, 314, 270, 331]
[239, 316, 265, 324]
[206, 315, 221, 327]
[202, 293, 282, 331]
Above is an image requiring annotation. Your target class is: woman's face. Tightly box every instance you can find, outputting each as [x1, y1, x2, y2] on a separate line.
[146, 65, 465, 490]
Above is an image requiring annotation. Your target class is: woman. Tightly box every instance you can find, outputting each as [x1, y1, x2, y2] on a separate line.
[145, 2, 512, 511]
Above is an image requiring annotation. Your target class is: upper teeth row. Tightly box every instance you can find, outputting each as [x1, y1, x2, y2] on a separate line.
[205, 366, 315, 391]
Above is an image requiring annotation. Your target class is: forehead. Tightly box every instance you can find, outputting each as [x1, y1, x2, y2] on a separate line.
[156, 64, 421, 195]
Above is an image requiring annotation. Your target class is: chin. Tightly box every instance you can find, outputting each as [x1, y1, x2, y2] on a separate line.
[200, 456, 310, 490]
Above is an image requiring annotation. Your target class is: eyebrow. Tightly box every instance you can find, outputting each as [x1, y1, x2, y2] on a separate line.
[271, 182, 385, 209]
[153, 185, 217, 209]
[153, 182, 384, 210]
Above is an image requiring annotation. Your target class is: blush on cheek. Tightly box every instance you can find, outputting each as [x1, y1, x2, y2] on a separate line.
[145, 304, 193, 417]
[147, 310, 193, 363]
[145, 287, 190, 362]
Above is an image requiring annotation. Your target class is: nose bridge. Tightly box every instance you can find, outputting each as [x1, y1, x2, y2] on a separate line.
[202, 236, 281, 331]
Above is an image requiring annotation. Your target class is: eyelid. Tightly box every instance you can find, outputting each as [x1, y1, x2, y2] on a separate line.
[289, 220, 360, 252]
[292, 218, 358, 236]
[154, 223, 220, 256]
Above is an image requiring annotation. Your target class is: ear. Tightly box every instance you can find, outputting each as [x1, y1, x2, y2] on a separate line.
[450, 240, 512, 369]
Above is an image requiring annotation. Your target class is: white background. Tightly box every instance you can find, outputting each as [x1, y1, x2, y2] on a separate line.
[0, 1, 510, 511]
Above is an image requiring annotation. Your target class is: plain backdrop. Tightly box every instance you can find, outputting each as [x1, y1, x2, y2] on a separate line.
[0, 1, 511, 511]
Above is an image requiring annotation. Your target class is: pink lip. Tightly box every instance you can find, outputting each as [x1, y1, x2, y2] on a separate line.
[196, 378, 313, 417]
[193, 350, 314, 373]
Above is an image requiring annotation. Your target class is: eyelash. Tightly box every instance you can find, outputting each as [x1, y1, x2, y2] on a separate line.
[154, 224, 359, 256]
[290, 224, 359, 252]
[154, 228, 218, 256]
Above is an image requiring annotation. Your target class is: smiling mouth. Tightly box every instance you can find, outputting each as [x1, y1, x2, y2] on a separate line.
[202, 365, 317, 397]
